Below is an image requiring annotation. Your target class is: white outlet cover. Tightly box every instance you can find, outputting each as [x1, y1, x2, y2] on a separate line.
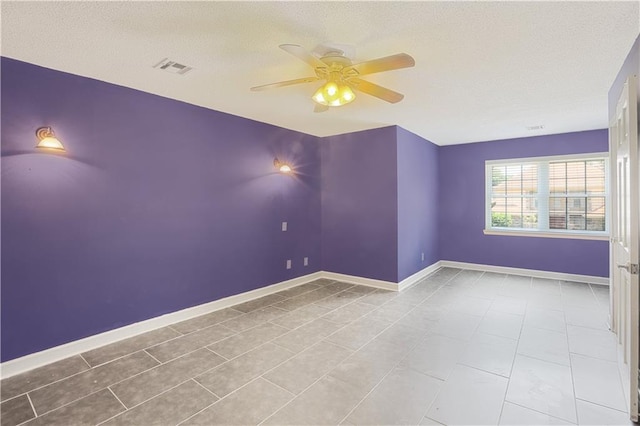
[286, 259, 292, 269]
[304, 257, 309, 266]
[282, 222, 287, 231]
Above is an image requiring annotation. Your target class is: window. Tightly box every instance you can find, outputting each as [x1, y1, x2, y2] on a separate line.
[485, 153, 608, 239]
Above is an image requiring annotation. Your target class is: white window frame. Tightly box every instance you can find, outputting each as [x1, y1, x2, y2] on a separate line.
[484, 152, 609, 241]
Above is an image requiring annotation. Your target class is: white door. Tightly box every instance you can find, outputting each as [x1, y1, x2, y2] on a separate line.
[610, 75, 639, 421]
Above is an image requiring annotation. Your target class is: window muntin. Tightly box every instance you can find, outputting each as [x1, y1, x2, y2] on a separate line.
[486, 154, 608, 236]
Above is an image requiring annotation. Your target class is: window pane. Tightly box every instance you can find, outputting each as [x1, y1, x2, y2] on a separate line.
[491, 197, 510, 227]
[568, 213, 586, 230]
[566, 161, 586, 193]
[506, 165, 521, 177]
[522, 164, 538, 196]
[586, 160, 605, 194]
[586, 175, 605, 194]
[587, 197, 606, 231]
[549, 163, 566, 194]
[587, 215, 605, 231]
[522, 212, 538, 229]
[486, 155, 607, 235]
[568, 197, 586, 214]
[506, 177, 522, 195]
[566, 177, 586, 194]
[491, 166, 506, 194]
[549, 197, 567, 229]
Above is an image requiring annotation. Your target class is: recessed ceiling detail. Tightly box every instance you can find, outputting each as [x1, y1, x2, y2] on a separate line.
[1, 2, 638, 145]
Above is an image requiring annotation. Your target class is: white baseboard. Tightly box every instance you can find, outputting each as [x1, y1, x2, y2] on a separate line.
[439, 260, 609, 286]
[0, 271, 323, 379]
[1, 260, 608, 379]
[398, 262, 442, 291]
[320, 271, 399, 291]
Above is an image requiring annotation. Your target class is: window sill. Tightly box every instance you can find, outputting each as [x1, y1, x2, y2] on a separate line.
[483, 229, 609, 241]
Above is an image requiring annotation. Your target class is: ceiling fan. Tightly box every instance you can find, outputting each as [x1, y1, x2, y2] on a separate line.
[250, 44, 415, 112]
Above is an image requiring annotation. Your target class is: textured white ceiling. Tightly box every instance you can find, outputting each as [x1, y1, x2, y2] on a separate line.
[1, 1, 638, 145]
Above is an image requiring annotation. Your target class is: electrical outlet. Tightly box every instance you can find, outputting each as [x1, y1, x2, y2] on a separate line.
[304, 257, 309, 266]
[421, 252, 425, 262]
[286, 259, 292, 269]
[282, 222, 288, 231]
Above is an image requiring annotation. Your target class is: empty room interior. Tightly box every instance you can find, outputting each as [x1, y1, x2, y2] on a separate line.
[2, 1, 640, 425]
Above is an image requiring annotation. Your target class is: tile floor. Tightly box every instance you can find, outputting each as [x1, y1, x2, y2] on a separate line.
[0, 268, 632, 425]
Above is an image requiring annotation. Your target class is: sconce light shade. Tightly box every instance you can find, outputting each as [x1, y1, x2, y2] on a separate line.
[36, 127, 65, 151]
[274, 158, 292, 173]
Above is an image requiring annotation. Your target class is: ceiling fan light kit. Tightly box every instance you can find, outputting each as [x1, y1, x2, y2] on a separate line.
[251, 44, 415, 111]
[312, 79, 355, 107]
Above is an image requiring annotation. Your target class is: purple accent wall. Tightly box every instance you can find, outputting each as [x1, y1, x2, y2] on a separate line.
[1, 56, 616, 363]
[1, 57, 322, 362]
[320, 127, 398, 282]
[438, 129, 610, 277]
[396, 127, 439, 281]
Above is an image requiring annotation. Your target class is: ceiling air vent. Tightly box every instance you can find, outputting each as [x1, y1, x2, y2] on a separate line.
[153, 58, 193, 75]
[526, 125, 545, 131]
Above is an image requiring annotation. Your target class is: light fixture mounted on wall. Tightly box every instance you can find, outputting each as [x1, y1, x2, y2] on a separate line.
[274, 158, 292, 173]
[35, 127, 65, 151]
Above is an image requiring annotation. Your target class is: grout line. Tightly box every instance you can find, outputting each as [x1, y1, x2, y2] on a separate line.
[167, 325, 185, 335]
[182, 359, 302, 426]
[4, 355, 131, 404]
[204, 347, 229, 361]
[259, 376, 297, 397]
[34, 386, 127, 420]
[87, 331, 197, 369]
[26, 393, 37, 418]
[143, 349, 163, 365]
[87, 346, 232, 405]
[192, 378, 222, 400]
[574, 396, 629, 414]
[78, 353, 92, 369]
[107, 387, 128, 411]
[505, 400, 578, 423]
[97, 378, 197, 426]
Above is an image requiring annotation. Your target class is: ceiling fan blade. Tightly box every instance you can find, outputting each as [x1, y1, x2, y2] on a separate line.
[349, 78, 404, 103]
[314, 104, 329, 113]
[279, 44, 328, 70]
[344, 53, 415, 77]
[250, 76, 320, 91]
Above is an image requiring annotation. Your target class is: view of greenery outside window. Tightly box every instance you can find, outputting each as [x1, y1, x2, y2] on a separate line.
[486, 155, 608, 236]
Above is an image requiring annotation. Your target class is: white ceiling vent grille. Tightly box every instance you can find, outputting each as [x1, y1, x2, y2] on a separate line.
[153, 58, 193, 75]
[526, 125, 545, 131]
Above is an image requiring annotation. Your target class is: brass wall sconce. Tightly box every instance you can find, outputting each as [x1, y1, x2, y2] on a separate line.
[36, 127, 65, 151]
[274, 158, 292, 173]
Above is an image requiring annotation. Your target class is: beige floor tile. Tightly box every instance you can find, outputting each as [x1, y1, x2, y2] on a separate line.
[347, 366, 442, 425]
[427, 364, 508, 425]
[499, 401, 574, 425]
[184, 378, 293, 425]
[264, 341, 352, 394]
[570, 353, 626, 412]
[506, 355, 576, 423]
